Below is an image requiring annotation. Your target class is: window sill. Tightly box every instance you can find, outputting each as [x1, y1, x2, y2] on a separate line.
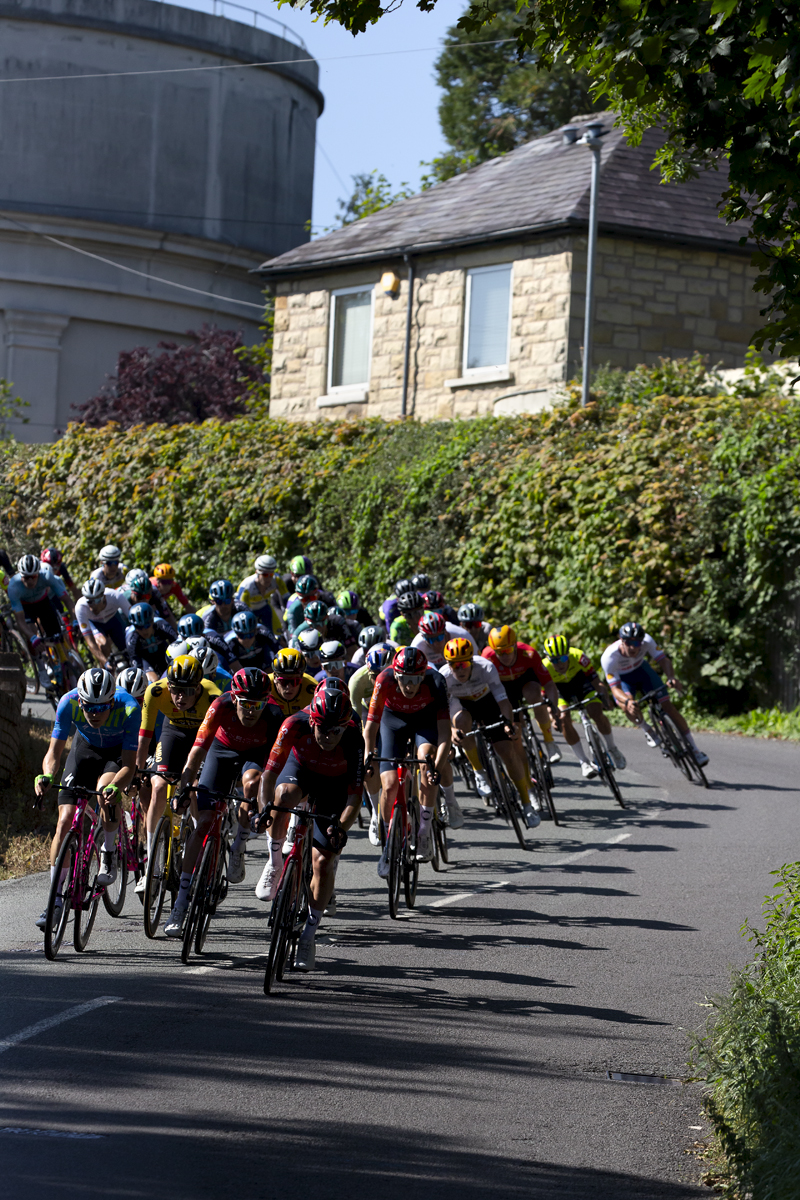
[444, 368, 513, 389]
[316, 388, 368, 408]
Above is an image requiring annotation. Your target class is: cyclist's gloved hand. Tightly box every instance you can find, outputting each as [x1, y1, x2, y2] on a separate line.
[173, 789, 191, 812]
[29, 634, 43, 654]
[34, 773, 53, 796]
[327, 824, 348, 853]
[102, 783, 122, 800]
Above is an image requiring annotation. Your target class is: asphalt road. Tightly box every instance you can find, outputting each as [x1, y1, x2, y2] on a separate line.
[1, 725, 797, 1200]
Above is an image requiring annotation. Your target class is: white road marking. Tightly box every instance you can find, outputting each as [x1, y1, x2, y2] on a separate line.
[430, 892, 474, 909]
[0, 996, 120, 1056]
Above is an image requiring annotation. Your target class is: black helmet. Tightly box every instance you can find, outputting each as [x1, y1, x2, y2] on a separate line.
[394, 578, 413, 597]
[397, 590, 423, 613]
[619, 621, 645, 642]
[411, 572, 430, 592]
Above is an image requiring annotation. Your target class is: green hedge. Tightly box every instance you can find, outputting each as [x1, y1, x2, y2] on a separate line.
[6, 370, 800, 712]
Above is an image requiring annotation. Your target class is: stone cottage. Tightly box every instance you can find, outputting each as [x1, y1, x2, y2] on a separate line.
[259, 114, 760, 422]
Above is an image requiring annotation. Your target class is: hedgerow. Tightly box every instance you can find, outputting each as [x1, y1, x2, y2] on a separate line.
[5, 359, 800, 713]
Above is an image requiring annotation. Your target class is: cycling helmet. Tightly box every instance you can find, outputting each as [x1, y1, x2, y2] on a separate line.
[336, 589, 358, 612]
[422, 590, 445, 610]
[397, 590, 423, 613]
[272, 647, 305, 677]
[99, 544, 121, 563]
[488, 625, 517, 652]
[303, 600, 327, 625]
[40, 548, 63, 569]
[185, 638, 217, 676]
[544, 634, 569, 659]
[327, 605, 347, 620]
[296, 628, 323, 654]
[418, 610, 446, 639]
[619, 621, 645, 642]
[166, 639, 189, 660]
[290, 555, 313, 575]
[77, 667, 115, 705]
[319, 639, 345, 664]
[231, 609, 257, 638]
[81, 577, 106, 602]
[295, 574, 319, 598]
[177, 612, 205, 638]
[17, 553, 40, 576]
[394, 577, 413, 598]
[153, 563, 175, 581]
[209, 579, 234, 603]
[116, 666, 147, 699]
[444, 637, 474, 663]
[411, 573, 430, 592]
[308, 678, 353, 728]
[125, 568, 150, 592]
[358, 624, 385, 651]
[366, 643, 394, 672]
[255, 553, 277, 574]
[393, 646, 428, 675]
[458, 602, 484, 624]
[129, 602, 154, 628]
[230, 667, 269, 701]
[167, 654, 203, 688]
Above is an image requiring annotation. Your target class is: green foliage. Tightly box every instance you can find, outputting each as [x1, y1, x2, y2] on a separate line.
[691, 704, 800, 741]
[8, 357, 800, 712]
[0, 379, 28, 439]
[336, 171, 415, 226]
[692, 863, 800, 1199]
[237, 298, 274, 419]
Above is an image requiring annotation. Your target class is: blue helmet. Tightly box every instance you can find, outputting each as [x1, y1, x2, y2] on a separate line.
[231, 609, 257, 637]
[129, 601, 154, 629]
[366, 643, 394, 672]
[209, 579, 234, 603]
[177, 612, 205, 638]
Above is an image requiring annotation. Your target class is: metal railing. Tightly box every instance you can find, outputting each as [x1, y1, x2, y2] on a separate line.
[162, 0, 309, 50]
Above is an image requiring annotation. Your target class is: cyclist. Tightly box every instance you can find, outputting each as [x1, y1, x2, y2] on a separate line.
[482, 625, 562, 764]
[176, 611, 234, 673]
[316, 639, 359, 684]
[411, 572, 430, 594]
[125, 602, 175, 682]
[421, 590, 459, 626]
[117, 665, 148, 702]
[381, 577, 413, 633]
[165, 667, 284, 934]
[151, 563, 195, 615]
[124, 568, 178, 632]
[40, 547, 79, 602]
[224, 609, 278, 672]
[268, 647, 318, 716]
[363, 645, 451, 872]
[440, 637, 537, 826]
[294, 628, 323, 675]
[202, 579, 247, 636]
[541, 635, 624, 776]
[182, 636, 233, 693]
[292, 600, 351, 650]
[256, 679, 362, 970]
[601, 622, 709, 766]
[336, 589, 374, 628]
[75, 578, 130, 666]
[412, 609, 477, 667]
[8, 554, 74, 649]
[389, 589, 424, 645]
[351, 624, 393, 668]
[284, 574, 321, 635]
[457, 603, 491, 653]
[236, 553, 285, 637]
[135, 654, 221, 892]
[90, 544, 127, 590]
[349, 643, 394, 844]
[33, 667, 139, 929]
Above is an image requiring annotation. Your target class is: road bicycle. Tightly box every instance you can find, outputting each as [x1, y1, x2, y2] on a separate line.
[0, 599, 38, 692]
[138, 769, 189, 938]
[371, 754, 434, 919]
[430, 788, 449, 872]
[461, 723, 528, 849]
[42, 785, 108, 959]
[639, 687, 710, 788]
[37, 633, 86, 711]
[513, 704, 559, 824]
[100, 780, 148, 919]
[178, 786, 238, 964]
[261, 800, 319, 993]
[451, 743, 480, 800]
[559, 696, 625, 809]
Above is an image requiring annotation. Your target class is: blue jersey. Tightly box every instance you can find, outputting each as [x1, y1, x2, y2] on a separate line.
[213, 666, 232, 694]
[52, 688, 140, 751]
[8, 565, 66, 612]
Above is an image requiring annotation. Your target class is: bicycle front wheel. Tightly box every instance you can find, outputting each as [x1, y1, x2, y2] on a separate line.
[144, 816, 171, 938]
[73, 840, 101, 952]
[387, 809, 403, 919]
[265, 859, 297, 994]
[181, 842, 212, 965]
[102, 828, 128, 917]
[44, 832, 76, 960]
[490, 754, 526, 849]
[403, 803, 420, 908]
[587, 726, 625, 809]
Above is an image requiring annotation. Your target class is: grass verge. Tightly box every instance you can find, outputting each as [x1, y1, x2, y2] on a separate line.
[0, 719, 52, 881]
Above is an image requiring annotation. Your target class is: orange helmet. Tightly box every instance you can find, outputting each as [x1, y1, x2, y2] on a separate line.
[444, 637, 473, 664]
[154, 562, 175, 581]
[488, 625, 517, 652]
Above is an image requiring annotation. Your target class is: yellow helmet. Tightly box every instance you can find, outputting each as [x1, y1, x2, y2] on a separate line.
[154, 562, 175, 581]
[543, 634, 569, 659]
[166, 654, 203, 688]
[272, 647, 305, 678]
[444, 637, 474, 664]
[488, 624, 517, 652]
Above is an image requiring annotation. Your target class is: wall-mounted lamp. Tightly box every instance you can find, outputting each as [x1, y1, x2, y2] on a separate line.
[380, 270, 401, 297]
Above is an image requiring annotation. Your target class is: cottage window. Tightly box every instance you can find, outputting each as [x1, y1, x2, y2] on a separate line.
[464, 264, 512, 373]
[329, 286, 373, 391]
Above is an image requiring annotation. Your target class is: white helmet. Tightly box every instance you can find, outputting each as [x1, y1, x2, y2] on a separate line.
[255, 554, 277, 574]
[81, 577, 106, 602]
[116, 666, 147, 699]
[77, 667, 115, 704]
[17, 553, 40, 576]
[166, 638, 189, 661]
[99, 544, 121, 563]
[185, 636, 218, 676]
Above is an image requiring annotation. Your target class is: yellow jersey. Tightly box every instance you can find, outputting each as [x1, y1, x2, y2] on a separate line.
[140, 677, 221, 736]
[268, 672, 317, 717]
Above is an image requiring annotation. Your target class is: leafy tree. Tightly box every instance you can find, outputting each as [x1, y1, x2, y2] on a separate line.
[286, 0, 800, 356]
[336, 170, 414, 225]
[74, 325, 266, 428]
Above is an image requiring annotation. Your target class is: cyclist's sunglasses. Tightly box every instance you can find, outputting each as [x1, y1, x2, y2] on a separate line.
[103, 560, 119, 567]
[396, 671, 423, 682]
[80, 700, 113, 714]
[21, 573, 38, 581]
[461, 619, 481, 628]
[326, 661, 346, 672]
[274, 673, 301, 685]
[553, 653, 570, 664]
[428, 633, 446, 642]
[168, 683, 195, 694]
[451, 660, 472, 670]
[622, 637, 643, 648]
[235, 697, 266, 712]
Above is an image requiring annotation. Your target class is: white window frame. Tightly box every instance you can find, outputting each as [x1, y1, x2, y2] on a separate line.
[459, 262, 513, 382]
[321, 283, 375, 404]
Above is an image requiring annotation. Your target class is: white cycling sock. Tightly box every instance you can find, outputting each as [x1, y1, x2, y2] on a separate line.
[419, 806, 433, 827]
[441, 784, 456, 804]
[367, 790, 380, 818]
[146, 830, 153, 858]
[604, 728, 618, 750]
[177, 871, 192, 902]
[50, 864, 57, 884]
[103, 830, 116, 853]
[685, 732, 699, 751]
[304, 906, 323, 936]
[269, 838, 283, 866]
[232, 828, 249, 852]
[569, 741, 588, 764]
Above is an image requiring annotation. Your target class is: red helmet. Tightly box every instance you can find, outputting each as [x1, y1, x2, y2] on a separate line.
[230, 667, 269, 701]
[40, 547, 63, 568]
[418, 610, 446, 638]
[308, 678, 353, 728]
[422, 590, 445, 610]
[393, 646, 428, 675]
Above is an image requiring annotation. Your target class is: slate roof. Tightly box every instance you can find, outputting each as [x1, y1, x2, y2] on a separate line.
[259, 115, 746, 278]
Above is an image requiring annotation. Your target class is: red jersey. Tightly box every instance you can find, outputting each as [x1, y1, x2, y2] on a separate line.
[151, 576, 192, 610]
[482, 643, 552, 687]
[265, 710, 363, 795]
[193, 693, 284, 754]
[367, 666, 449, 724]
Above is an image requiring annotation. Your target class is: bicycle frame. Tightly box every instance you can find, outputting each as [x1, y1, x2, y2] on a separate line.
[461, 724, 530, 847]
[638, 688, 709, 788]
[43, 785, 107, 960]
[372, 755, 428, 918]
[511, 705, 559, 824]
[180, 788, 238, 964]
[559, 697, 625, 809]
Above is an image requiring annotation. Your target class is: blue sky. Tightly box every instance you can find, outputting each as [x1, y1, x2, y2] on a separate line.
[172, 0, 460, 234]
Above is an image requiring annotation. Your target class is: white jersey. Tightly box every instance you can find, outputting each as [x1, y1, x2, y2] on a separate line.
[75, 587, 130, 635]
[601, 633, 665, 686]
[351, 638, 397, 669]
[439, 656, 508, 719]
[90, 562, 127, 590]
[411, 622, 478, 667]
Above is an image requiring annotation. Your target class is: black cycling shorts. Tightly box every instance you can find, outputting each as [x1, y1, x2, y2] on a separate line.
[275, 759, 352, 854]
[379, 705, 439, 766]
[556, 675, 600, 710]
[154, 723, 194, 775]
[22, 595, 62, 639]
[461, 693, 509, 743]
[59, 736, 123, 805]
[195, 739, 269, 812]
[504, 670, 543, 710]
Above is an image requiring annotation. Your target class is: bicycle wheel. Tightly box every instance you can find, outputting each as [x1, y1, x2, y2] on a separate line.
[686, 750, 710, 789]
[264, 859, 297, 994]
[44, 832, 76, 960]
[73, 840, 101, 951]
[523, 725, 559, 824]
[436, 796, 450, 864]
[430, 800, 441, 873]
[196, 849, 224, 953]
[144, 816, 171, 938]
[403, 802, 420, 908]
[660, 715, 693, 780]
[386, 809, 403, 919]
[587, 726, 625, 809]
[102, 828, 128, 917]
[181, 842, 212, 965]
[489, 752, 527, 849]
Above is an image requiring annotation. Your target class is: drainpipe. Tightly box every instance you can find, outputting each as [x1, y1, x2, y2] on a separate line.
[579, 123, 604, 407]
[401, 252, 415, 418]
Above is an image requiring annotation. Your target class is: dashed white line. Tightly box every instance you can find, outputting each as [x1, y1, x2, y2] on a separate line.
[0, 996, 120, 1056]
